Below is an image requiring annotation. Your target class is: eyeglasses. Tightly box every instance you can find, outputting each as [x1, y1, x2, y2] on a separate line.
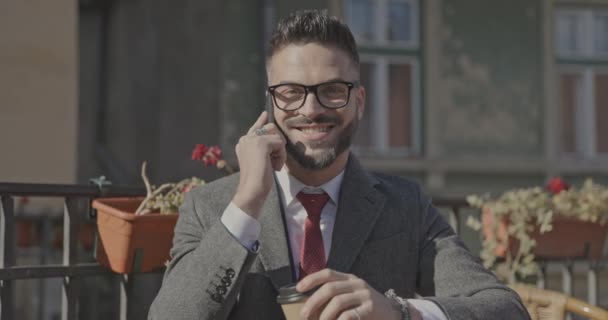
[267, 80, 360, 111]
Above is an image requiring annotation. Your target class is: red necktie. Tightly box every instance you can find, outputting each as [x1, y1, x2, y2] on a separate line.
[296, 191, 330, 280]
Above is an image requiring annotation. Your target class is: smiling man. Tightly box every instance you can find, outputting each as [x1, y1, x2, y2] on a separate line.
[149, 10, 530, 320]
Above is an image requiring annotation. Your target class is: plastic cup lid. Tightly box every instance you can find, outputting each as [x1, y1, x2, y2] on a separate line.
[276, 284, 317, 304]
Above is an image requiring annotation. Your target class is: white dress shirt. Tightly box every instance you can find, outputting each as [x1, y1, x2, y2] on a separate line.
[220, 167, 447, 320]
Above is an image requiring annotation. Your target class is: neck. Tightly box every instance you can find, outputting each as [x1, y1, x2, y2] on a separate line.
[285, 151, 350, 187]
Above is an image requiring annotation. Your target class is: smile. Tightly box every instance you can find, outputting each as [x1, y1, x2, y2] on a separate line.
[296, 125, 334, 133]
[293, 125, 335, 140]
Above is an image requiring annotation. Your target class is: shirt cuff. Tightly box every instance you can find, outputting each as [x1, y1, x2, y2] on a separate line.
[220, 202, 262, 251]
[408, 299, 448, 320]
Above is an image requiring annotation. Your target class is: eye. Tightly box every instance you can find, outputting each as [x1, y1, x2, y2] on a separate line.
[276, 85, 305, 98]
[320, 83, 348, 97]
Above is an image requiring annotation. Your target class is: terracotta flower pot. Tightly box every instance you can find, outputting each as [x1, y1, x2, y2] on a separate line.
[92, 197, 178, 273]
[482, 208, 608, 260]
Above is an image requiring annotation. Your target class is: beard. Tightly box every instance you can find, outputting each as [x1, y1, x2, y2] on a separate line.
[280, 113, 358, 170]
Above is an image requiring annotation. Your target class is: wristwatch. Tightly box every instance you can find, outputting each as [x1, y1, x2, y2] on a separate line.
[385, 289, 411, 320]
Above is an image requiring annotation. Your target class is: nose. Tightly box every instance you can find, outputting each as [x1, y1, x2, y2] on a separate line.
[297, 91, 325, 119]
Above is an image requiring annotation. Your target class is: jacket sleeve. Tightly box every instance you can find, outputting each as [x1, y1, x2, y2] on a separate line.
[148, 189, 257, 320]
[415, 192, 531, 320]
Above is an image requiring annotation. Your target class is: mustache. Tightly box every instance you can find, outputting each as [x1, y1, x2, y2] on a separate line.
[284, 114, 342, 127]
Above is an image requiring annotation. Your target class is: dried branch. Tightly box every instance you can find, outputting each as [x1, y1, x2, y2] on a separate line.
[141, 161, 152, 197]
[135, 160, 175, 215]
[135, 183, 175, 215]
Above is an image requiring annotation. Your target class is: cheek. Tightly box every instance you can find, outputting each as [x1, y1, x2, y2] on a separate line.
[340, 108, 359, 125]
[272, 109, 288, 125]
[274, 112, 294, 134]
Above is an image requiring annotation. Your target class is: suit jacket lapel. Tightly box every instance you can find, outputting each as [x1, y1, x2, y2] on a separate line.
[258, 179, 295, 290]
[326, 155, 386, 273]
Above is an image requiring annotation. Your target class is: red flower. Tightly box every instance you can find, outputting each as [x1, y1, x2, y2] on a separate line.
[203, 156, 218, 166]
[191, 144, 208, 161]
[208, 146, 222, 157]
[546, 177, 570, 194]
[192, 144, 224, 167]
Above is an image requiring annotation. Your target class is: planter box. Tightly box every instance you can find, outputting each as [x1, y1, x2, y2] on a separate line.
[92, 197, 178, 273]
[482, 209, 608, 260]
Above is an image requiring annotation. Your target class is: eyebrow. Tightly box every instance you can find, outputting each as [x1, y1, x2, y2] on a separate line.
[275, 78, 349, 85]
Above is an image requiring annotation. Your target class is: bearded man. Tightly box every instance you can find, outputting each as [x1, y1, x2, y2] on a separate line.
[149, 9, 530, 320]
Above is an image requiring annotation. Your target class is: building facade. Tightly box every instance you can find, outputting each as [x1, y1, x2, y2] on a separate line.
[76, 0, 608, 198]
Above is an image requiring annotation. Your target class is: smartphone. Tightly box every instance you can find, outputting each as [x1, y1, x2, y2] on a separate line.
[265, 93, 275, 124]
[265, 92, 284, 168]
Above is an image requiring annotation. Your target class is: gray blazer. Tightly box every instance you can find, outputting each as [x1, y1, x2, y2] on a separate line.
[149, 156, 530, 320]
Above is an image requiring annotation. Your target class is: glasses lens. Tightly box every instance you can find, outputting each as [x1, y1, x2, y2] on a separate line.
[273, 84, 306, 110]
[317, 82, 350, 108]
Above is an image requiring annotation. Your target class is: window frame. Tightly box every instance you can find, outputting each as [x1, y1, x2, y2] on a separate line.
[345, 0, 419, 49]
[555, 8, 608, 60]
[555, 7, 608, 159]
[593, 11, 608, 56]
[344, 0, 422, 157]
[354, 54, 422, 157]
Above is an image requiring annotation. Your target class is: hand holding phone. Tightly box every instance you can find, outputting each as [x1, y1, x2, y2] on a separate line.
[231, 107, 287, 220]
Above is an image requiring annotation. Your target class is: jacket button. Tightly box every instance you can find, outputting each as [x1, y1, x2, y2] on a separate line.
[221, 276, 232, 286]
[211, 293, 223, 303]
[225, 268, 235, 278]
[216, 285, 227, 295]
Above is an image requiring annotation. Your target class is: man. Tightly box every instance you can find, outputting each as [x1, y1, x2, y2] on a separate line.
[149, 10, 530, 320]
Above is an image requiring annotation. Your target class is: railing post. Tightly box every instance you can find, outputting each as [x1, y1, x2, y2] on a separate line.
[62, 197, 85, 320]
[561, 262, 574, 296]
[561, 262, 574, 320]
[39, 215, 53, 320]
[120, 275, 129, 320]
[536, 262, 546, 289]
[0, 196, 15, 320]
[587, 263, 599, 306]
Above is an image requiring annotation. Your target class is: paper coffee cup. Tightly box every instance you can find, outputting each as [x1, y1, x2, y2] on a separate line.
[277, 284, 316, 320]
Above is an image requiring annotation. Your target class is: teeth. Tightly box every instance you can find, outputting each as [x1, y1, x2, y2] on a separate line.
[300, 127, 331, 133]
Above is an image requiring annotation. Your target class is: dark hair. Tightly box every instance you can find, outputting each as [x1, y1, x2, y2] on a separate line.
[268, 9, 359, 66]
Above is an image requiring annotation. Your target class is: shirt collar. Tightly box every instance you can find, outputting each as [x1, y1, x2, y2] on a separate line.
[275, 166, 344, 207]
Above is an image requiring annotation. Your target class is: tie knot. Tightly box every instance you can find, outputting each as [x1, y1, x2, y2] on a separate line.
[296, 192, 330, 221]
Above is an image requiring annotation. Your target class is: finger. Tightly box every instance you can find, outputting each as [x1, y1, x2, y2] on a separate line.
[249, 122, 280, 138]
[301, 281, 354, 319]
[258, 122, 281, 136]
[264, 136, 286, 153]
[265, 122, 281, 134]
[336, 306, 364, 320]
[319, 292, 360, 320]
[247, 111, 268, 134]
[297, 269, 352, 292]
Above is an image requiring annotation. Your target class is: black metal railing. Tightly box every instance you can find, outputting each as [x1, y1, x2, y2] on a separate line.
[0, 182, 148, 320]
[0, 183, 605, 319]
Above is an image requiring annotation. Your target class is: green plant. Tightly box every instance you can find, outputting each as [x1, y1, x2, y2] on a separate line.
[466, 177, 608, 282]
[135, 144, 234, 215]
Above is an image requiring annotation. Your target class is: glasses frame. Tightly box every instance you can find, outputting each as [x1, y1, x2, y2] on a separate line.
[267, 80, 360, 111]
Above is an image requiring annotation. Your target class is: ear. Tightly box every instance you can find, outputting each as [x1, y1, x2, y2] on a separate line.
[355, 85, 366, 120]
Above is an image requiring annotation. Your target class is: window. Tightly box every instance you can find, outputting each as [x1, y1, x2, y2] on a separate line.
[345, 0, 421, 156]
[555, 8, 608, 157]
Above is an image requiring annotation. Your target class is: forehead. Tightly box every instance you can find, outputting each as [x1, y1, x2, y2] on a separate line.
[267, 43, 358, 85]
